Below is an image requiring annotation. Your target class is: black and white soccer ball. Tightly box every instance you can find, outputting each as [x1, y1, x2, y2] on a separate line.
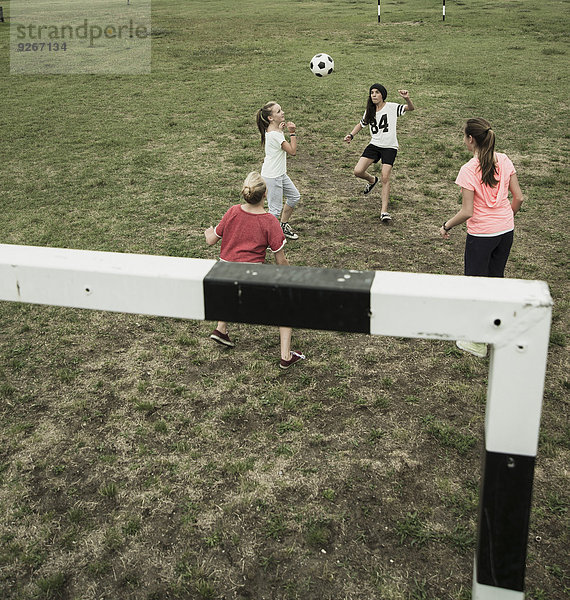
[310, 53, 334, 77]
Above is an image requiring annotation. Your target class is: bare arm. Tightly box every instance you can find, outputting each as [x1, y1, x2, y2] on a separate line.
[440, 188, 474, 239]
[274, 249, 289, 266]
[509, 174, 523, 214]
[344, 122, 363, 143]
[399, 89, 415, 112]
[204, 226, 220, 246]
[280, 121, 297, 156]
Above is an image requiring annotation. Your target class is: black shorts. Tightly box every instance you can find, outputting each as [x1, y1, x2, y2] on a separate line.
[361, 144, 398, 165]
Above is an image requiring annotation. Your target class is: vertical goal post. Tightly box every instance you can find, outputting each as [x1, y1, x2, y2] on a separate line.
[0, 244, 553, 599]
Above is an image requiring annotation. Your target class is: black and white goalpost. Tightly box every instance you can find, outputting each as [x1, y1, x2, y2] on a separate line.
[376, 1, 447, 23]
[0, 244, 552, 599]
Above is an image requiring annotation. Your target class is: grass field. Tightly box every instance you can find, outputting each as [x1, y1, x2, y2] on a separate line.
[1, 1, 569, 599]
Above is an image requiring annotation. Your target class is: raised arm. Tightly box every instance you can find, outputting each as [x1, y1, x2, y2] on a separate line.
[280, 121, 297, 156]
[398, 89, 415, 112]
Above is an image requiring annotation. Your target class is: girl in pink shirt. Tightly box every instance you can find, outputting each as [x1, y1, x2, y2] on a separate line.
[440, 117, 523, 276]
[440, 118, 524, 356]
[204, 172, 305, 369]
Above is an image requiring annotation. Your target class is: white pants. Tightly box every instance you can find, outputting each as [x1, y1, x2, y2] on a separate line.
[264, 173, 301, 220]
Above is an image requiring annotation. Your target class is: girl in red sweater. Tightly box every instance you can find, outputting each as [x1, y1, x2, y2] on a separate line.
[205, 172, 305, 369]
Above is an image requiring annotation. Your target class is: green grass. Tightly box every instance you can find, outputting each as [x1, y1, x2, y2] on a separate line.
[1, 1, 569, 599]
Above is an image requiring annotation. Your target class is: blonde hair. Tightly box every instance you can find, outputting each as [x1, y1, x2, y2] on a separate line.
[241, 172, 266, 204]
[465, 117, 498, 188]
[256, 101, 277, 145]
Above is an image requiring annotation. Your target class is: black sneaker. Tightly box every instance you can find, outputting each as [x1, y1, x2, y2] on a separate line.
[381, 212, 392, 224]
[279, 351, 305, 369]
[363, 176, 379, 195]
[281, 222, 299, 240]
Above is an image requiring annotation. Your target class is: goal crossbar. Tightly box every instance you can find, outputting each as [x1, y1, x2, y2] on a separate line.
[0, 244, 553, 599]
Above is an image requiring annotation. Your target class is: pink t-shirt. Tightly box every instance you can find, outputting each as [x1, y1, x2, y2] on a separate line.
[214, 204, 286, 263]
[455, 152, 516, 235]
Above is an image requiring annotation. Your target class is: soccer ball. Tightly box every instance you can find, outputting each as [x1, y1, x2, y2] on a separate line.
[310, 53, 334, 77]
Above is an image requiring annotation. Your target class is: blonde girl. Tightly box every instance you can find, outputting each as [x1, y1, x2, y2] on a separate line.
[205, 172, 305, 369]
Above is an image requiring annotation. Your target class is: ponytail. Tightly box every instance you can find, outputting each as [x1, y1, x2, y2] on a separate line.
[256, 102, 276, 145]
[465, 118, 498, 187]
[241, 172, 266, 205]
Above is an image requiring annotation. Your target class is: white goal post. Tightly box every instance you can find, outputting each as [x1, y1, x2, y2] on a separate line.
[0, 244, 553, 599]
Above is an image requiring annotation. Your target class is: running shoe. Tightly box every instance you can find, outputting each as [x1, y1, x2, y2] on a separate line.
[456, 340, 487, 357]
[281, 222, 299, 240]
[279, 351, 305, 369]
[363, 176, 379, 195]
[210, 329, 235, 348]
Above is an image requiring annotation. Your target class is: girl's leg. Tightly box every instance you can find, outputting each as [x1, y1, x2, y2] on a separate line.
[265, 176, 283, 220]
[279, 326, 292, 360]
[459, 236, 496, 357]
[354, 157, 376, 183]
[281, 203, 294, 224]
[488, 231, 514, 277]
[465, 234, 509, 277]
[380, 163, 393, 214]
[281, 175, 301, 223]
[464, 235, 491, 276]
[278, 327, 305, 368]
[216, 321, 228, 334]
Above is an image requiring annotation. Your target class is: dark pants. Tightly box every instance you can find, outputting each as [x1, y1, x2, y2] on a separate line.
[464, 231, 514, 277]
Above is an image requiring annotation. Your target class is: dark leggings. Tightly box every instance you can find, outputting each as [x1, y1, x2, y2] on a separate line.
[464, 231, 514, 277]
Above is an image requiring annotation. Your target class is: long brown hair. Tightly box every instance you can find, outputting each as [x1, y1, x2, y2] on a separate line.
[465, 118, 498, 187]
[256, 102, 277, 145]
[363, 84, 387, 126]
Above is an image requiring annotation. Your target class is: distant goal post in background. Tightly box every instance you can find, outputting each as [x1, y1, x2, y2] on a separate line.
[377, 1, 447, 22]
[0, 244, 553, 600]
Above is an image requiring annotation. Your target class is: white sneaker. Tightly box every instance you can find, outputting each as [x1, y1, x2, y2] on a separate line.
[456, 340, 488, 357]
